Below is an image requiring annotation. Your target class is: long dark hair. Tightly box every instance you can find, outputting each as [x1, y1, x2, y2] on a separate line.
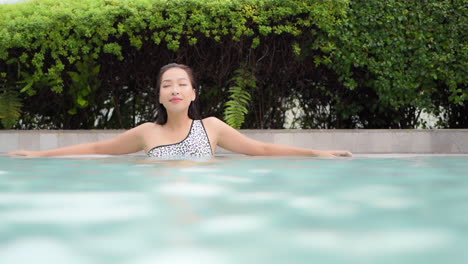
[155, 63, 201, 124]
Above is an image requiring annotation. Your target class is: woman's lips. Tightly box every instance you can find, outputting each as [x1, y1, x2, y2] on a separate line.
[170, 98, 183, 102]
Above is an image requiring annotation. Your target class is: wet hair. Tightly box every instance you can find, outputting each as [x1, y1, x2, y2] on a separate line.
[155, 63, 201, 124]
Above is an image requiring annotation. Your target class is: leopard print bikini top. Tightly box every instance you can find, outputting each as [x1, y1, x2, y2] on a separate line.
[147, 120, 213, 160]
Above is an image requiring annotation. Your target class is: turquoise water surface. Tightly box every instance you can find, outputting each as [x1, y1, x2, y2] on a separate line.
[0, 155, 467, 264]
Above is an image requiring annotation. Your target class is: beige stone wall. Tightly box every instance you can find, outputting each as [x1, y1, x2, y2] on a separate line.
[1, 129, 468, 154]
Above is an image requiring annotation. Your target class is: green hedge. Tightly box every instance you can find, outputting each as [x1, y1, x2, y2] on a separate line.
[0, 0, 347, 129]
[0, 0, 466, 129]
[315, 0, 467, 128]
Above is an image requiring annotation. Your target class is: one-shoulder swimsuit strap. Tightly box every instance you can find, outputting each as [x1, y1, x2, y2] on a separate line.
[147, 120, 213, 159]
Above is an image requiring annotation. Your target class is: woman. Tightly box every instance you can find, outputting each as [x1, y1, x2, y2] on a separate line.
[8, 63, 352, 158]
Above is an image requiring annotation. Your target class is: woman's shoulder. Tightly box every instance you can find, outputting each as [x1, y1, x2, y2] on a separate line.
[201, 117, 233, 134]
[202, 116, 219, 122]
[201, 116, 225, 127]
[131, 122, 162, 133]
[136, 121, 160, 128]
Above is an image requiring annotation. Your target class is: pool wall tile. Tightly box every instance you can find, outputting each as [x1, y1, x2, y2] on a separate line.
[308, 133, 333, 149]
[39, 133, 58, 150]
[273, 133, 294, 146]
[18, 133, 40, 151]
[331, 133, 353, 150]
[58, 132, 97, 146]
[97, 132, 120, 142]
[0, 132, 19, 152]
[454, 132, 468, 152]
[1, 129, 468, 154]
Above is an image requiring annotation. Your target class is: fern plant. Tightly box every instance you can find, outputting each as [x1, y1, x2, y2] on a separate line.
[224, 65, 256, 129]
[0, 89, 22, 129]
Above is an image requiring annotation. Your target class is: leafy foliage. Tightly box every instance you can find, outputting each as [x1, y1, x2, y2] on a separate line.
[0, 0, 466, 129]
[67, 55, 101, 115]
[0, 0, 348, 129]
[224, 65, 256, 129]
[315, 0, 467, 128]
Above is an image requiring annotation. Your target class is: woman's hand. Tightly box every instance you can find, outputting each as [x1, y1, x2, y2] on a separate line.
[7, 150, 42, 157]
[328, 150, 352, 157]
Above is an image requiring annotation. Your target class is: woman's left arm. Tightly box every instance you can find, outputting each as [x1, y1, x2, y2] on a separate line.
[210, 117, 351, 157]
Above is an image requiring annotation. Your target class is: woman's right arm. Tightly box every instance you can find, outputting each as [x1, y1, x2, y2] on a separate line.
[207, 117, 351, 157]
[8, 123, 151, 157]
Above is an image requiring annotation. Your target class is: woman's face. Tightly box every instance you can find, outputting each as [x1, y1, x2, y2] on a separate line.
[159, 67, 196, 114]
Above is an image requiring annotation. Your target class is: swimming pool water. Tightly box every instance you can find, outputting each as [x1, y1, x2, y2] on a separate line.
[0, 155, 467, 264]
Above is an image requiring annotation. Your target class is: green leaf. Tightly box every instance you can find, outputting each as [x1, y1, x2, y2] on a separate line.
[68, 108, 77, 115]
[77, 96, 88, 107]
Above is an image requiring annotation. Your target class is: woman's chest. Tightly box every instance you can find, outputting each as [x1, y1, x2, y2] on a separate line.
[141, 122, 217, 154]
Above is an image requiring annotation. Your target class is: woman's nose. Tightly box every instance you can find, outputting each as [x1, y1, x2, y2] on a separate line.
[172, 85, 180, 94]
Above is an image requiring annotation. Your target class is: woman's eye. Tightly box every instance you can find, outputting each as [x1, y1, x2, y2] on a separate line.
[180, 84, 188, 86]
[162, 85, 170, 88]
